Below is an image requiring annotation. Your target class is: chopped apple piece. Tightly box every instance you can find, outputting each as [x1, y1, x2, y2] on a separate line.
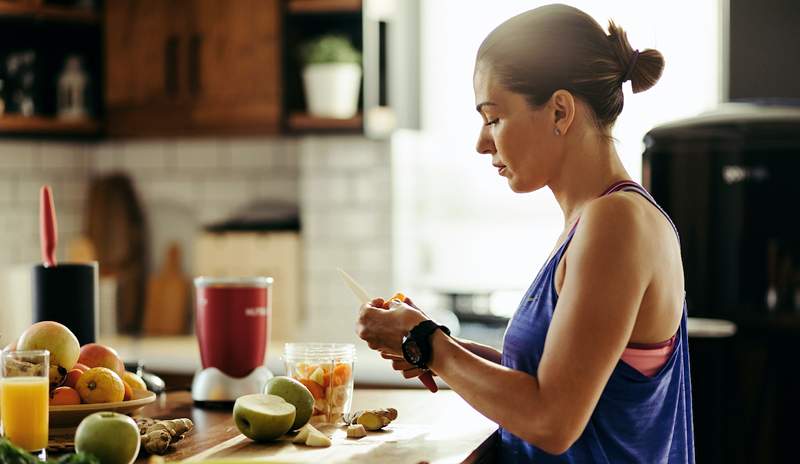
[309, 367, 325, 387]
[305, 427, 331, 447]
[292, 424, 313, 444]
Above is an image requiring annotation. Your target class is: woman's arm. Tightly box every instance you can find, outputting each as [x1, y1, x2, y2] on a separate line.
[357, 195, 654, 454]
[455, 338, 502, 364]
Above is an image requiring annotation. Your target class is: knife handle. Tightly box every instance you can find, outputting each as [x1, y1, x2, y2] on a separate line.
[419, 371, 438, 393]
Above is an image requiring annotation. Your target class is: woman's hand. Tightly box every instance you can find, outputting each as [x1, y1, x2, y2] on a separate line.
[355, 297, 428, 356]
[379, 351, 431, 380]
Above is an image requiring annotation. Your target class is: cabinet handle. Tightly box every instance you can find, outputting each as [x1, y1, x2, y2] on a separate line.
[165, 35, 179, 97]
[188, 34, 202, 96]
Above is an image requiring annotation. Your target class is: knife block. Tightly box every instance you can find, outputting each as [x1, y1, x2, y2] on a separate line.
[32, 262, 98, 345]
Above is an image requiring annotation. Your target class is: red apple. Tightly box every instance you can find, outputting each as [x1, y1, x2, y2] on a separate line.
[64, 368, 84, 389]
[17, 321, 80, 371]
[74, 363, 90, 372]
[78, 343, 124, 377]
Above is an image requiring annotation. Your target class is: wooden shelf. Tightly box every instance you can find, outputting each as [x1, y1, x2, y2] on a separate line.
[0, 115, 101, 135]
[287, 0, 361, 14]
[287, 112, 362, 131]
[0, 2, 99, 23]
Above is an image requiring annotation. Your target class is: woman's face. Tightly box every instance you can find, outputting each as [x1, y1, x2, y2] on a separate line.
[473, 63, 560, 193]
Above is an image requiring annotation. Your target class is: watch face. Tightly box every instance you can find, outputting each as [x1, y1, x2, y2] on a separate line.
[403, 339, 423, 364]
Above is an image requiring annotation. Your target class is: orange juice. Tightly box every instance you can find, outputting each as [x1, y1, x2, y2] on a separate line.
[0, 376, 49, 451]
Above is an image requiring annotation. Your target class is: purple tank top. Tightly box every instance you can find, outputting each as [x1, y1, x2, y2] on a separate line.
[500, 181, 695, 463]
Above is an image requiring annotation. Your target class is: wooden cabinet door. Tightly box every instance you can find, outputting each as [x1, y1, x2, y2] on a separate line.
[105, 0, 192, 135]
[187, 0, 281, 133]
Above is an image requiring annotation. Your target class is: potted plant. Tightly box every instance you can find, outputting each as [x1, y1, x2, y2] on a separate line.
[299, 35, 362, 119]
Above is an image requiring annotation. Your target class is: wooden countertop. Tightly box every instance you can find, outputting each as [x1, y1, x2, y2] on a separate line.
[135, 389, 497, 463]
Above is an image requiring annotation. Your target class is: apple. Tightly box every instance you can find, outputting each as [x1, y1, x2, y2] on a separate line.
[64, 368, 83, 389]
[73, 363, 90, 372]
[78, 343, 124, 376]
[264, 376, 314, 430]
[17, 321, 80, 371]
[233, 394, 296, 442]
[75, 412, 141, 464]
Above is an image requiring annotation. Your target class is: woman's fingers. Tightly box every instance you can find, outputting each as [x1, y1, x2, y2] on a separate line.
[402, 368, 424, 379]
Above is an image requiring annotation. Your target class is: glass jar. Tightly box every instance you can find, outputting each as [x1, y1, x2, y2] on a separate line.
[283, 343, 355, 424]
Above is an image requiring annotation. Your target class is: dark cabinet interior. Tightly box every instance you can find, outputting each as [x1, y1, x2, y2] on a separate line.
[0, 0, 103, 136]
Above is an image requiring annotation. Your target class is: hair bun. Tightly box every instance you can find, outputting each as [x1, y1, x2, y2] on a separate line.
[607, 20, 664, 93]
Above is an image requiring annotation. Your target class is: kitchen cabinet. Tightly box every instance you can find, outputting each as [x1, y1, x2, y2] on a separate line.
[104, 0, 281, 136]
[0, 0, 103, 137]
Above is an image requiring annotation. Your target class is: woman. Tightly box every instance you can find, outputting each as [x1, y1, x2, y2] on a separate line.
[356, 4, 693, 463]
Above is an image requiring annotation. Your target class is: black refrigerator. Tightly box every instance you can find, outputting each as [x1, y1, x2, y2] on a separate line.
[643, 103, 800, 463]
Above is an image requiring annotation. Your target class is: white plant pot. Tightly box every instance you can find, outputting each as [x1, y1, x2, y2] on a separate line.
[302, 63, 362, 119]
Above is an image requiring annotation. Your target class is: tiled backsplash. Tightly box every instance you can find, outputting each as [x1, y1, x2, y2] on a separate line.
[0, 135, 391, 343]
[298, 136, 393, 341]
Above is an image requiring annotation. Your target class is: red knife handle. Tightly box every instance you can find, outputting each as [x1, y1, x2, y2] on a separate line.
[419, 371, 438, 392]
[40, 185, 57, 267]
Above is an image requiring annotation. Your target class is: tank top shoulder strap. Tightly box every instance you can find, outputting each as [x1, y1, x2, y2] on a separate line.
[602, 180, 681, 242]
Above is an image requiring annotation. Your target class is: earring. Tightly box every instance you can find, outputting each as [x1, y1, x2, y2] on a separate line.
[554, 128, 561, 136]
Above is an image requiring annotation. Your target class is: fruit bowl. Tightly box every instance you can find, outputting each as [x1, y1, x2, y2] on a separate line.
[49, 390, 156, 429]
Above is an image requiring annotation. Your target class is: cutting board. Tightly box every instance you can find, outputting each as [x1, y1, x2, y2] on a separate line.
[142, 243, 190, 335]
[182, 423, 488, 463]
[179, 389, 497, 464]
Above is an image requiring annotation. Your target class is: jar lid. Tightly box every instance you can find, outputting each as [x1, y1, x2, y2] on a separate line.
[194, 276, 273, 288]
[283, 343, 356, 361]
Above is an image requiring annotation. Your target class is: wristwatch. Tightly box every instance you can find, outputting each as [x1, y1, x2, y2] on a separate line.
[402, 320, 451, 369]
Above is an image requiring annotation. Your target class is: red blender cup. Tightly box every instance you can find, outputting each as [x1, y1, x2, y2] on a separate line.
[191, 276, 274, 404]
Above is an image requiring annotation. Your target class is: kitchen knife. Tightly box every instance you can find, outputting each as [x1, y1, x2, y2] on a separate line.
[337, 268, 439, 393]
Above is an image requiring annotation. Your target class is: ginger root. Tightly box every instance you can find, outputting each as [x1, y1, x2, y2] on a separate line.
[346, 424, 367, 438]
[342, 408, 398, 431]
[136, 418, 194, 455]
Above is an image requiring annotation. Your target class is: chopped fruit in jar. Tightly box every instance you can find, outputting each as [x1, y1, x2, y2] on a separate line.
[299, 378, 325, 400]
[309, 367, 329, 388]
[294, 362, 311, 378]
[313, 398, 328, 416]
[330, 385, 349, 408]
[332, 364, 351, 386]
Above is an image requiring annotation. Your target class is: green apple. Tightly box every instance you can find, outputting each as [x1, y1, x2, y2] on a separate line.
[233, 394, 296, 442]
[75, 412, 141, 464]
[264, 376, 314, 430]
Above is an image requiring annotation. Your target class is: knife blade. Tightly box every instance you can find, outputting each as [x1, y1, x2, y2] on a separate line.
[337, 268, 371, 305]
[337, 268, 439, 393]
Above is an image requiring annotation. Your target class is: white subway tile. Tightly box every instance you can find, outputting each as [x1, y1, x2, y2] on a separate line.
[91, 142, 122, 173]
[120, 141, 168, 172]
[175, 140, 221, 170]
[39, 143, 87, 171]
[0, 178, 15, 204]
[356, 245, 392, 272]
[0, 142, 37, 170]
[257, 177, 298, 203]
[16, 176, 59, 206]
[228, 140, 275, 170]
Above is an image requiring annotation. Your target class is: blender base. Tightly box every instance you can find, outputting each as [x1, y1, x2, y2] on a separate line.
[191, 366, 274, 405]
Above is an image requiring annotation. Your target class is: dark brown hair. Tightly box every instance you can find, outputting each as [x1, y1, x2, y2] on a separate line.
[476, 4, 664, 131]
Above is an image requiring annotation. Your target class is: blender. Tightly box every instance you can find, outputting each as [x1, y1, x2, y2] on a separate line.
[191, 276, 274, 404]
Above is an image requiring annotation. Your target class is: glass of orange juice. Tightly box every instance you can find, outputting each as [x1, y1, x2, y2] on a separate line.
[1, 349, 50, 454]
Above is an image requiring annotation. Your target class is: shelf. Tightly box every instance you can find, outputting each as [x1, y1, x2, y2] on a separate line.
[287, 0, 361, 14]
[0, 2, 99, 23]
[287, 112, 362, 132]
[0, 115, 101, 135]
